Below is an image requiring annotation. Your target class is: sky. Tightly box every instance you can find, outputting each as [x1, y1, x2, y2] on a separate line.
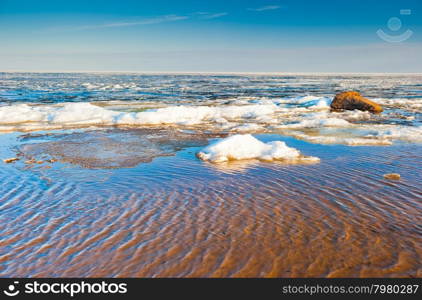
[0, 0, 421, 72]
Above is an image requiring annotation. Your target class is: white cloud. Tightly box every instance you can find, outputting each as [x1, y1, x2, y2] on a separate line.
[46, 15, 188, 32]
[43, 12, 228, 33]
[192, 12, 228, 20]
[248, 5, 281, 12]
[200, 12, 228, 20]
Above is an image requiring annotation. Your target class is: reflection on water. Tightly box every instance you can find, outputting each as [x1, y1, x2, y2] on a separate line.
[201, 160, 260, 174]
[202, 158, 321, 175]
[0, 131, 421, 277]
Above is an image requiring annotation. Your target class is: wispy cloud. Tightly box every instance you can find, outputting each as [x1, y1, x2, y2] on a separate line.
[77, 15, 188, 30]
[46, 15, 188, 32]
[248, 5, 281, 12]
[42, 12, 228, 33]
[192, 12, 228, 20]
[200, 12, 228, 20]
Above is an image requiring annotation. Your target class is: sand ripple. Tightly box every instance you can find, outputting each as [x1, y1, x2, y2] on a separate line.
[0, 132, 421, 277]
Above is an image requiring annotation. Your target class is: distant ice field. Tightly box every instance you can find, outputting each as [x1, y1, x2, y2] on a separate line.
[0, 73, 421, 146]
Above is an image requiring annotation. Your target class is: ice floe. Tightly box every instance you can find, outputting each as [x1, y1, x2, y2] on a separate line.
[197, 134, 320, 163]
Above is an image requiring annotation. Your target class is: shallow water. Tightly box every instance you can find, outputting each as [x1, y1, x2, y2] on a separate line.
[0, 73, 421, 277]
[0, 131, 421, 277]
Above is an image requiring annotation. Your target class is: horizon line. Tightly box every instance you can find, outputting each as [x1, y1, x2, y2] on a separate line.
[1, 70, 422, 76]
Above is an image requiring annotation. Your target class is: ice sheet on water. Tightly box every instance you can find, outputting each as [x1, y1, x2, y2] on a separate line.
[18, 128, 213, 169]
[0, 73, 421, 146]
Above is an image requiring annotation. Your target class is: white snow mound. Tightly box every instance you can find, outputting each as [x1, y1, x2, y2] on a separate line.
[197, 134, 320, 163]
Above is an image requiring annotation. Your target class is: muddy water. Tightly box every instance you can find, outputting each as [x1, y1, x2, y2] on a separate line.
[0, 130, 421, 277]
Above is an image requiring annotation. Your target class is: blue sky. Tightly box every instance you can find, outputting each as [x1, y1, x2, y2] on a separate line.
[0, 0, 421, 72]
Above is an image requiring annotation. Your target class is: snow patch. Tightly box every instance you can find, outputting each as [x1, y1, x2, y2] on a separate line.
[197, 134, 320, 163]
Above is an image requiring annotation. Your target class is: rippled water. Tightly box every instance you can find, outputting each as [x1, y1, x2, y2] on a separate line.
[1, 72, 421, 104]
[0, 131, 420, 277]
[0, 73, 421, 277]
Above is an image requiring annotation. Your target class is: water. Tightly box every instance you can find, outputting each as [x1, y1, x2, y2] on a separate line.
[0, 73, 421, 145]
[1, 73, 421, 104]
[0, 73, 421, 277]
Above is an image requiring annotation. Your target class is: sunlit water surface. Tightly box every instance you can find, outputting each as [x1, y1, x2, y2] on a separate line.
[0, 73, 421, 277]
[0, 130, 420, 277]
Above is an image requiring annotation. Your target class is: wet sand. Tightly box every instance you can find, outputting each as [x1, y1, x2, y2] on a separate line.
[0, 130, 421, 277]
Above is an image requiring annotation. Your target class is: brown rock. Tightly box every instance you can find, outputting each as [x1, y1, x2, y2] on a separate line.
[331, 91, 383, 113]
[3, 157, 19, 163]
[384, 173, 400, 180]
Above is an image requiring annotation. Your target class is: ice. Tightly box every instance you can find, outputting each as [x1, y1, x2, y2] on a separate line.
[197, 134, 320, 163]
[0, 102, 278, 128]
[280, 118, 351, 129]
[288, 133, 393, 146]
[0, 100, 420, 147]
[18, 128, 212, 169]
[229, 123, 265, 132]
[0, 71, 421, 148]
[280, 124, 422, 145]
[368, 125, 422, 143]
